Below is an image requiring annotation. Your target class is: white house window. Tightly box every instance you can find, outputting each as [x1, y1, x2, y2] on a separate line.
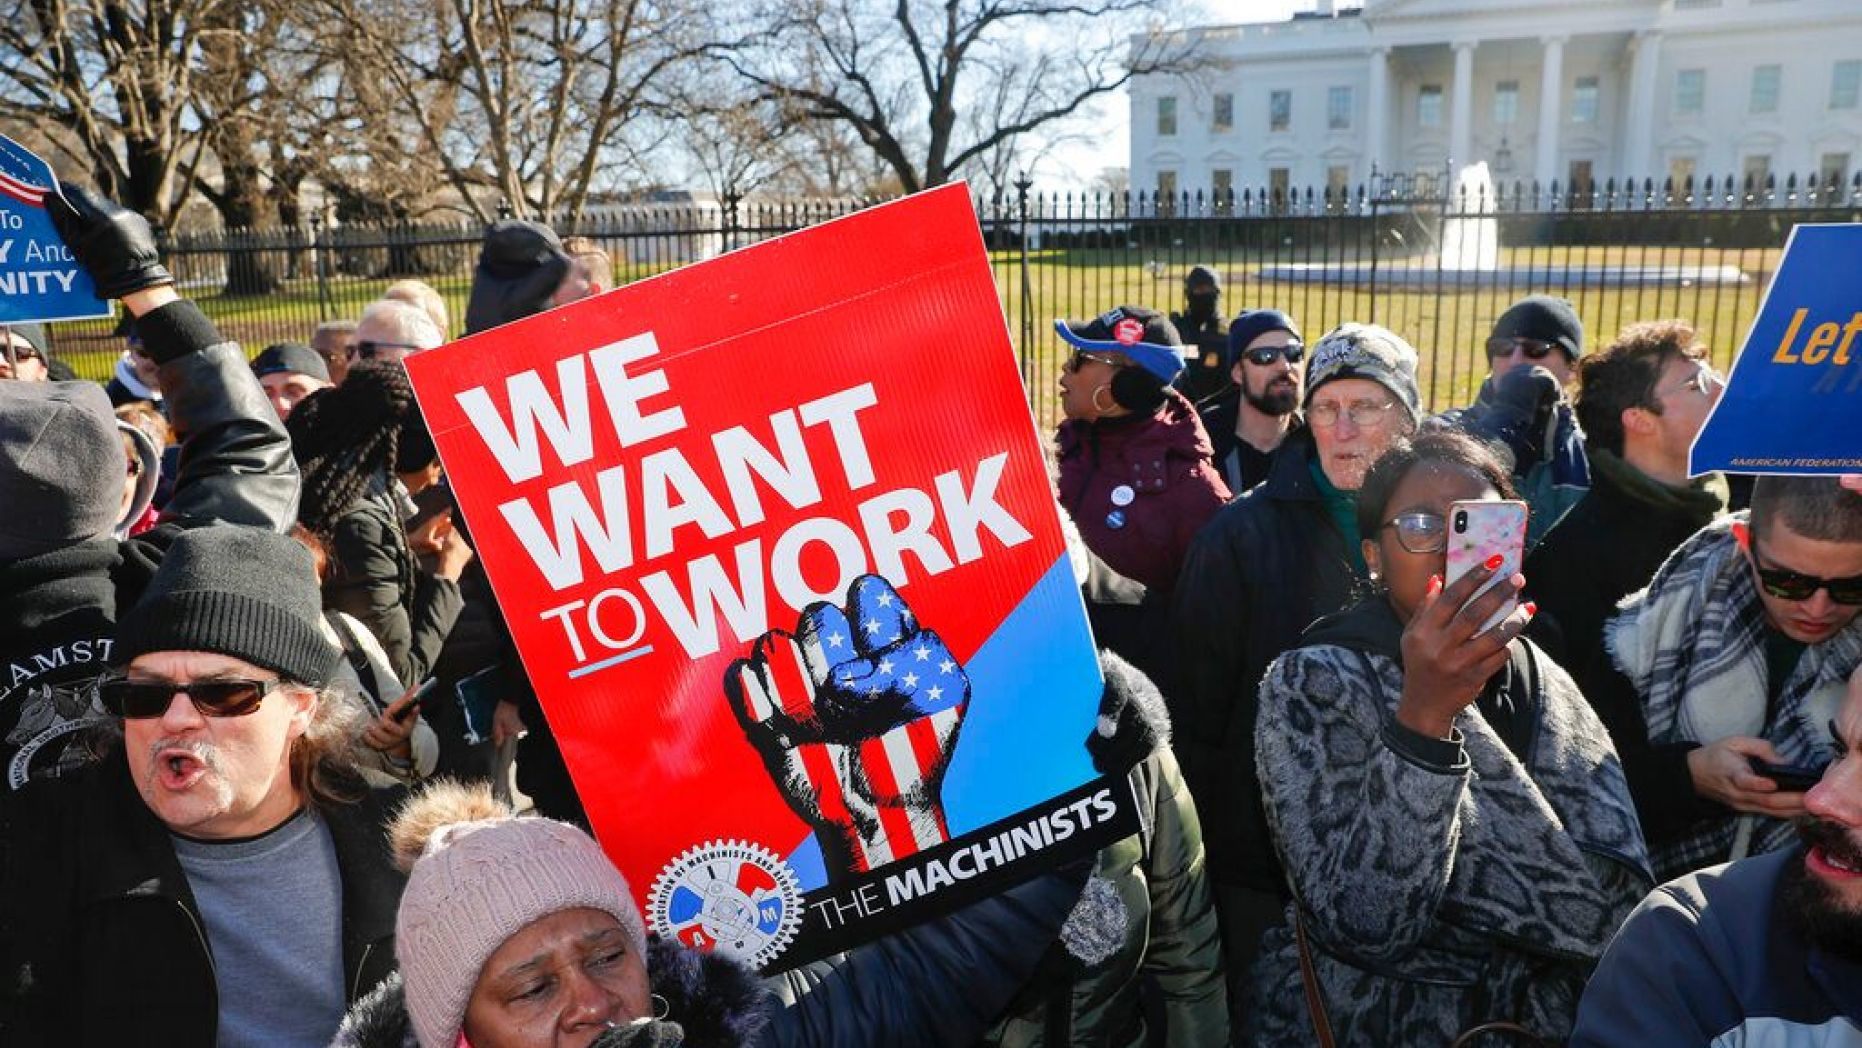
[1821, 152, 1851, 188]
[1327, 165, 1351, 194]
[1418, 85, 1443, 127]
[1572, 77, 1600, 123]
[1668, 156, 1697, 189]
[1213, 93, 1234, 132]
[1832, 61, 1861, 110]
[1675, 69, 1705, 116]
[1742, 154, 1772, 189]
[1269, 90, 1292, 132]
[1328, 86, 1353, 130]
[1493, 81, 1519, 125]
[1750, 65, 1781, 114]
[1156, 169, 1178, 198]
[1213, 169, 1233, 196]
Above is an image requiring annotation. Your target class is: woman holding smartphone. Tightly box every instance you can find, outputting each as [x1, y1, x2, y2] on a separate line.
[1244, 430, 1652, 1046]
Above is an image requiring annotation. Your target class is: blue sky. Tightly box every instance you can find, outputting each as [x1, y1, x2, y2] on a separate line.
[1040, 0, 1325, 189]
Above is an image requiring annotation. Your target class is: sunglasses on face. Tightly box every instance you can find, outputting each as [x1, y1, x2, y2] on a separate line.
[1241, 342, 1305, 367]
[1750, 537, 1862, 604]
[1486, 336, 1561, 362]
[1381, 511, 1448, 554]
[1064, 349, 1125, 373]
[350, 340, 420, 361]
[97, 677, 282, 719]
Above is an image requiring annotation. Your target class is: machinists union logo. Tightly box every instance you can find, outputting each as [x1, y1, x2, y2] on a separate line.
[647, 839, 800, 967]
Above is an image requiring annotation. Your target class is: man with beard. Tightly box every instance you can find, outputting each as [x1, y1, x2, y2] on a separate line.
[1171, 265, 1230, 402]
[1572, 664, 1862, 1045]
[1198, 309, 1304, 495]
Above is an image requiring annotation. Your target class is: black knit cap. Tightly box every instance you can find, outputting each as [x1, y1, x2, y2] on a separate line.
[113, 526, 341, 686]
[1491, 295, 1584, 361]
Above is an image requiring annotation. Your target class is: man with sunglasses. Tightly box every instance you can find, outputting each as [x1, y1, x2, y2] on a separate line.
[1439, 294, 1591, 547]
[350, 298, 444, 367]
[1170, 264, 1231, 402]
[0, 184, 298, 796]
[1593, 477, 1862, 884]
[1, 527, 404, 1046]
[1197, 308, 1305, 495]
[0, 324, 52, 382]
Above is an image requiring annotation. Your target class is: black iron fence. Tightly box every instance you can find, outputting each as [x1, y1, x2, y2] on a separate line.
[39, 172, 1862, 428]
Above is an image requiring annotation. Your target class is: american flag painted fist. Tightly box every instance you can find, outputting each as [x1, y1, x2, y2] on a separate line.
[725, 575, 969, 880]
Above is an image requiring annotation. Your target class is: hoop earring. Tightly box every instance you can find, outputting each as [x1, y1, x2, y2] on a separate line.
[1090, 384, 1117, 416]
[652, 994, 670, 1021]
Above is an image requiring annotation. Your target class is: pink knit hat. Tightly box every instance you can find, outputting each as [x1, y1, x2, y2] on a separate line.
[391, 782, 647, 1048]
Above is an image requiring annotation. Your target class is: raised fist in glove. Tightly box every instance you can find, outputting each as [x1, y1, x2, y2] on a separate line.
[1477, 364, 1563, 465]
[726, 575, 969, 880]
[46, 183, 173, 299]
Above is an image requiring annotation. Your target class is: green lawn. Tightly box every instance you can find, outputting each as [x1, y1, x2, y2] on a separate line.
[43, 242, 1781, 430]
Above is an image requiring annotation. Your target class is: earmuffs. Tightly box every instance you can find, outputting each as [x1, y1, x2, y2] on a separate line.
[1108, 367, 1168, 415]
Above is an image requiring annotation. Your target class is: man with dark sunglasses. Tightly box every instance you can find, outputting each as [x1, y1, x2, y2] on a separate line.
[1170, 264, 1231, 402]
[1197, 308, 1305, 496]
[1589, 476, 1862, 885]
[1, 526, 405, 1046]
[1438, 294, 1591, 547]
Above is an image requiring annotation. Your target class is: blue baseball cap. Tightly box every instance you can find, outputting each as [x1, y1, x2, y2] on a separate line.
[1054, 306, 1185, 384]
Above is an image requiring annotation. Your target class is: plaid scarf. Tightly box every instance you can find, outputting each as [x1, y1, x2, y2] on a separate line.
[1606, 515, 1862, 881]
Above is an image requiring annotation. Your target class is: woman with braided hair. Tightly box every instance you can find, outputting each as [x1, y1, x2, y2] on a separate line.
[288, 358, 474, 690]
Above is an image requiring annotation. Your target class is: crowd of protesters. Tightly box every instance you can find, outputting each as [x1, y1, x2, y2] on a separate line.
[0, 179, 1858, 1048]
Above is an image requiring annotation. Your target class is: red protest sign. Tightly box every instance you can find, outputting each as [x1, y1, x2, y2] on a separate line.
[405, 185, 1128, 970]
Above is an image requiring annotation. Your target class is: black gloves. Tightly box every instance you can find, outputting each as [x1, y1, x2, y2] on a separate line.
[47, 183, 173, 299]
[1472, 365, 1564, 466]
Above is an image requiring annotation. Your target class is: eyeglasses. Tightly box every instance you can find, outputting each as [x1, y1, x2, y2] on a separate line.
[1241, 342, 1305, 367]
[1750, 536, 1862, 604]
[351, 340, 420, 361]
[1064, 349, 1125, 373]
[1307, 398, 1398, 428]
[1486, 336, 1562, 362]
[1655, 365, 1724, 400]
[97, 677, 282, 719]
[1381, 511, 1448, 554]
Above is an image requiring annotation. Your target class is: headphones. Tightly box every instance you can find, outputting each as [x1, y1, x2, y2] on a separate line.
[1106, 367, 1168, 415]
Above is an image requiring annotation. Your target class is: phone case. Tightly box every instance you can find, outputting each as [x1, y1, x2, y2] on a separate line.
[1443, 500, 1529, 633]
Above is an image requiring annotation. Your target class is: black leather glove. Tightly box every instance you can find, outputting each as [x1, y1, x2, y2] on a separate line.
[1477, 365, 1563, 463]
[46, 183, 173, 299]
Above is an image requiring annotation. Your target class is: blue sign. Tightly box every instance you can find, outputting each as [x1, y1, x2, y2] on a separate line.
[0, 134, 110, 325]
[1692, 224, 1862, 476]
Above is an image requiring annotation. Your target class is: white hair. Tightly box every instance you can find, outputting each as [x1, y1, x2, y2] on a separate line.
[356, 299, 445, 352]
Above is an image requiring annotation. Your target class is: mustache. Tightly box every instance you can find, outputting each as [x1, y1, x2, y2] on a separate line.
[1798, 816, 1862, 867]
[148, 737, 221, 774]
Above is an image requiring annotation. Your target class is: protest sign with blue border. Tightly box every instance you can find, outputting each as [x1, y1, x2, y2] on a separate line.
[0, 134, 110, 325]
[1691, 224, 1862, 476]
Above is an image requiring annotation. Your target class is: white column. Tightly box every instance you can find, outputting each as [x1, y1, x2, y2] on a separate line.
[1367, 46, 1391, 177]
[1450, 40, 1477, 179]
[1536, 36, 1566, 188]
[1623, 30, 1663, 180]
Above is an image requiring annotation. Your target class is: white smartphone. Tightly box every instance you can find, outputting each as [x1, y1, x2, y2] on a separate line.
[1443, 499, 1528, 633]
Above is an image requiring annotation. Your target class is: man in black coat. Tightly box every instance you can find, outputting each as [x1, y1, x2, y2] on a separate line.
[1, 528, 405, 1047]
[1527, 319, 1728, 670]
[1170, 265, 1230, 402]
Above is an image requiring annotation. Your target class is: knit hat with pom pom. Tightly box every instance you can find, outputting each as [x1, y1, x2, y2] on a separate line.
[390, 781, 645, 1048]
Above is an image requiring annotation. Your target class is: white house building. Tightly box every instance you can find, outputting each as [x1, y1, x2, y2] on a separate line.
[1129, 0, 1862, 199]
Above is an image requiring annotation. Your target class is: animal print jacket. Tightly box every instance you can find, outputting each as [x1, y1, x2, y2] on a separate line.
[1246, 599, 1652, 1046]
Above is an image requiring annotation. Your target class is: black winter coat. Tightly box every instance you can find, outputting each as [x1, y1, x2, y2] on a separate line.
[0, 758, 404, 1046]
[334, 862, 1091, 1048]
[0, 301, 299, 791]
[325, 482, 463, 688]
[1167, 429, 1364, 893]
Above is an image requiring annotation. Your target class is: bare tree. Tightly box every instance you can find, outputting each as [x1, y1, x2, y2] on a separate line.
[314, 0, 719, 223]
[0, 0, 228, 226]
[728, 0, 1203, 194]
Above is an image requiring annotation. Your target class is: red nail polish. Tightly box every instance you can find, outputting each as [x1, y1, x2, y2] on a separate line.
[1523, 601, 1537, 617]
[1484, 554, 1504, 570]
[1428, 574, 1442, 594]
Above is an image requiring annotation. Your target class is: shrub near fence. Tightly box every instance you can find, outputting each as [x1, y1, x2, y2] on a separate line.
[39, 173, 1862, 430]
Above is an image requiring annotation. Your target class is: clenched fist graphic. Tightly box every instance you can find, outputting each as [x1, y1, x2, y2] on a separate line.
[725, 575, 969, 879]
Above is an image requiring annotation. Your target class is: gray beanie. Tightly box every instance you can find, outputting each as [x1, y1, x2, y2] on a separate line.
[113, 527, 341, 686]
[0, 381, 124, 561]
[1304, 323, 1423, 425]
